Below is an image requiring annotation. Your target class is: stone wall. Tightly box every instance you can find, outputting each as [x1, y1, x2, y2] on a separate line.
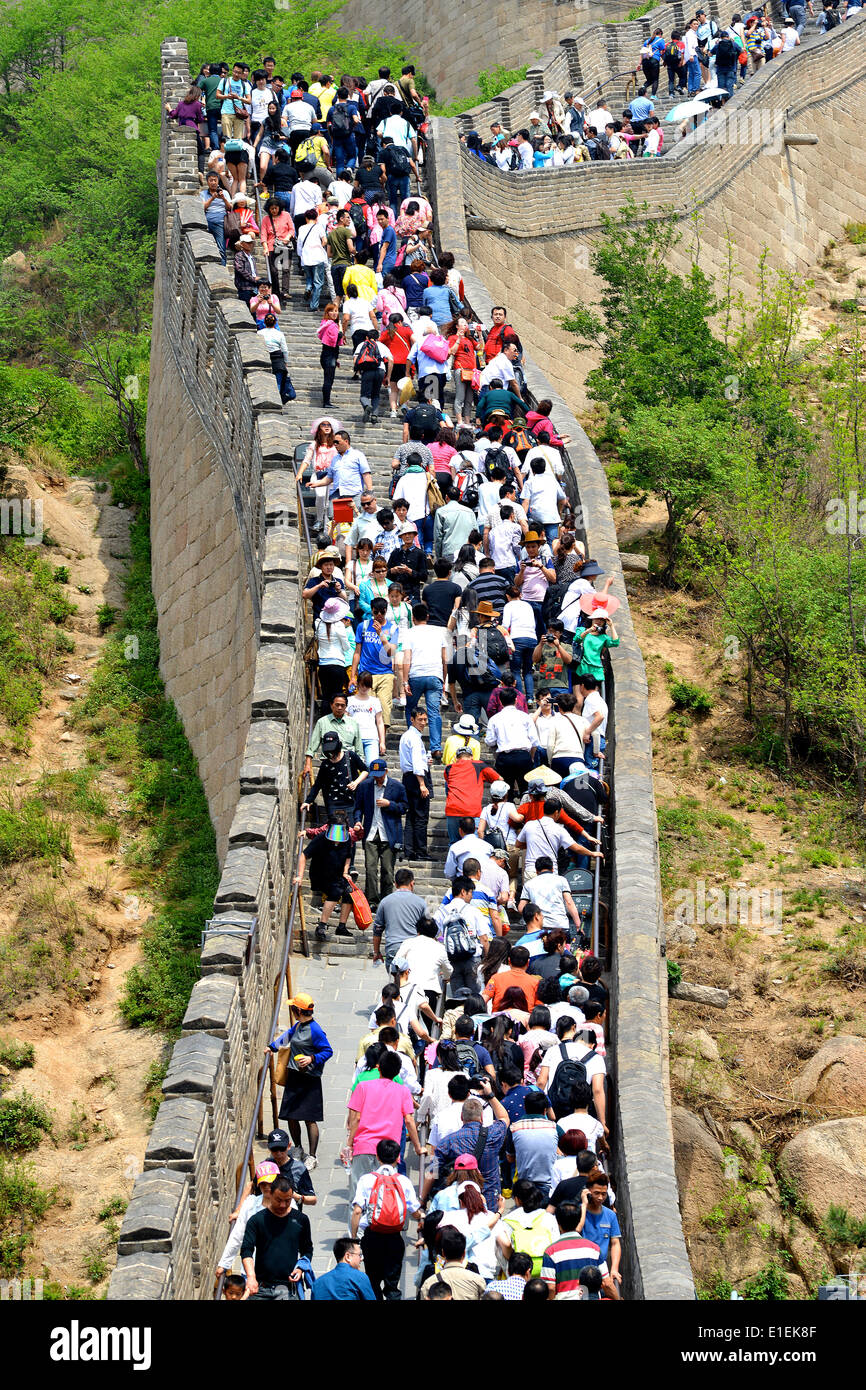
[429, 116, 694, 1300]
[336, 0, 632, 106]
[108, 38, 308, 1300]
[455, 16, 866, 406]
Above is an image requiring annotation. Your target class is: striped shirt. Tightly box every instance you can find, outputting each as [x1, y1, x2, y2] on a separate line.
[540, 1234, 608, 1295]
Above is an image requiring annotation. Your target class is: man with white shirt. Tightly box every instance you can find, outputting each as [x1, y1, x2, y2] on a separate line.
[577, 675, 608, 772]
[443, 820, 494, 880]
[479, 342, 519, 389]
[428, 1074, 495, 1149]
[294, 206, 329, 311]
[282, 92, 314, 136]
[310, 429, 372, 511]
[586, 102, 612, 136]
[536, 1015, 607, 1130]
[399, 706, 432, 858]
[516, 800, 589, 880]
[401, 602, 449, 759]
[484, 687, 540, 793]
[393, 918, 451, 1001]
[518, 854, 582, 935]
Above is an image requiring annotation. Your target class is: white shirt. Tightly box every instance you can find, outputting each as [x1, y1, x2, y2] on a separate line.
[352, 1165, 420, 1232]
[581, 690, 608, 738]
[533, 711, 556, 752]
[500, 599, 537, 642]
[517, 140, 534, 170]
[479, 857, 508, 903]
[217, 1192, 264, 1270]
[316, 617, 354, 666]
[482, 799, 520, 849]
[547, 711, 588, 762]
[483, 500, 527, 533]
[250, 85, 275, 122]
[522, 872, 574, 932]
[403, 624, 448, 679]
[260, 324, 289, 359]
[683, 29, 699, 60]
[433, 897, 490, 960]
[378, 114, 414, 151]
[541, 1038, 606, 1086]
[399, 725, 429, 775]
[479, 352, 516, 388]
[346, 693, 381, 741]
[394, 935, 452, 993]
[485, 705, 540, 754]
[351, 1049, 420, 1094]
[521, 472, 565, 525]
[344, 298, 375, 333]
[523, 444, 563, 479]
[488, 521, 522, 570]
[328, 177, 354, 207]
[393, 469, 430, 521]
[297, 217, 328, 266]
[644, 127, 662, 155]
[587, 107, 611, 134]
[443, 834, 494, 879]
[429, 1100, 495, 1150]
[282, 98, 313, 132]
[556, 1110, 606, 1154]
[516, 816, 573, 874]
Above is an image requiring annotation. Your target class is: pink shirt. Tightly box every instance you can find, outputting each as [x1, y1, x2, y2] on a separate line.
[318, 318, 341, 348]
[428, 442, 456, 474]
[349, 1078, 414, 1154]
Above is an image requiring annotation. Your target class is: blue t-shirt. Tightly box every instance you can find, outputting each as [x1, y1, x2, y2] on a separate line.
[650, 35, 666, 59]
[581, 1205, 621, 1263]
[377, 224, 398, 273]
[356, 616, 398, 675]
[629, 95, 654, 122]
[421, 282, 455, 324]
[310, 1262, 376, 1301]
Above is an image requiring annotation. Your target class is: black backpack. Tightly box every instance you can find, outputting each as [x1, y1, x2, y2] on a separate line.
[356, 337, 382, 369]
[330, 102, 353, 135]
[484, 445, 515, 483]
[348, 202, 369, 246]
[455, 1040, 480, 1076]
[714, 36, 738, 65]
[385, 144, 412, 176]
[547, 1042, 598, 1115]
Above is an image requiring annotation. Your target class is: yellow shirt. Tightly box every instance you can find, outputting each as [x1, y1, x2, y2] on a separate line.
[295, 134, 330, 168]
[342, 264, 379, 302]
[442, 734, 481, 767]
[356, 1027, 416, 1066]
[318, 86, 337, 117]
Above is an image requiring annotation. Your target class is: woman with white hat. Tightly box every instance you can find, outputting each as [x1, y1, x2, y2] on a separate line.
[315, 596, 355, 707]
[442, 712, 481, 766]
[541, 90, 566, 136]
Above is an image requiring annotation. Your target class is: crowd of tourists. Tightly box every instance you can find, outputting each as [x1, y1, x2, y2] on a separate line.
[459, 0, 850, 166]
[179, 42, 621, 1305]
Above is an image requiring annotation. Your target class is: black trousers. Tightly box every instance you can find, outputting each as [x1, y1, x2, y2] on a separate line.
[640, 57, 660, 94]
[361, 1228, 405, 1301]
[494, 748, 534, 796]
[403, 770, 432, 856]
[320, 347, 339, 406]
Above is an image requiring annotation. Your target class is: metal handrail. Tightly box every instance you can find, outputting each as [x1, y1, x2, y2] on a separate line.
[212, 467, 319, 1299]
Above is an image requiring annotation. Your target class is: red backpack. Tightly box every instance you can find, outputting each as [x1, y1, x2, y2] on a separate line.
[368, 1172, 407, 1231]
[356, 337, 382, 369]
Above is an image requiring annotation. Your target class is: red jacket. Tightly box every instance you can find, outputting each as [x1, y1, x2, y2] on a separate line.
[444, 760, 499, 817]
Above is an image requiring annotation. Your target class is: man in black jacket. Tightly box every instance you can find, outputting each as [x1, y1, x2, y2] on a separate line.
[241, 1175, 313, 1299]
[354, 758, 408, 906]
[386, 522, 427, 600]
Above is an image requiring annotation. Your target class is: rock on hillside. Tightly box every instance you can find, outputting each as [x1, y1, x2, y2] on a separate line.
[791, 1035, 866, 1114]
[779, 1117, 866, 1221]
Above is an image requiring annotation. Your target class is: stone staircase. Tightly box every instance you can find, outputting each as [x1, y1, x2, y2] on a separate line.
[271, 259, 461, 961]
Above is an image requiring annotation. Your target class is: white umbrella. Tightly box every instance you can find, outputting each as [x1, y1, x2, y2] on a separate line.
[665, 99, 711, 121]
[694, 84, 729, 100]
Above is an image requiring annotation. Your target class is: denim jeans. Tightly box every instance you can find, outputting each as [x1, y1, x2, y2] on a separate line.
[207, 217, 226, 265]
[406, 674, 443, 751]
[304, 261, 326, 310]
[447, 814, 476, 845]
[510, 637, 537, 701]
[206, 110, 222, 150]
[387, 173, 410, 210]
[717, 65, 736, 97]
[686, 56, 701, 93]
[460, 687, 491, 728]
[541, 522, 559, 547]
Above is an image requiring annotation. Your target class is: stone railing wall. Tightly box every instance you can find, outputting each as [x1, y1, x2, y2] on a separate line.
[429, 115, 694, 1300]
[452, 16, 866, 404]
[108, 38, 308, 1300]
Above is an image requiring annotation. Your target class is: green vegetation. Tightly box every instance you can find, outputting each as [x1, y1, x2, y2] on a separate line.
[82, 1245, 107, 1283]
[0, 1156, 54, 1275]
[666, 959, 682, 991]
[0, 795, 71, 866]
[73, 466, 219, 1031]
[821, 1204, 866, 1247]
[561, 200, 866, 801]
[624, 1, 658, 18]
[698, 1260, 789, 1300]
[428, 63, 530, 117]
[669, 679, 714, 715]
[0, 1089, 52, 1152]
[657, 795, 762, 892]
[143, 1056, 169, 1123]
[0, 1037, 34, 1071]
[845, 222, 866, 245]
[98, 1195, 127, 1222]
[42, 1281, 98, 1300]
[821, 925, 866, 988]
[0, 539, 77, 745]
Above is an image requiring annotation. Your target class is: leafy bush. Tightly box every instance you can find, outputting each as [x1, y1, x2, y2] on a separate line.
[0, 1155, 54, 1275]
[821, 1204, 866, 1248]
[666, 959, 682, 991]
[0, 1038, 35, 1070]
[740, 1259, 789, 1300]
[0, 1090, 52, 1152]
[669, 679, 714, 715]
[845, 222, 866, 245]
